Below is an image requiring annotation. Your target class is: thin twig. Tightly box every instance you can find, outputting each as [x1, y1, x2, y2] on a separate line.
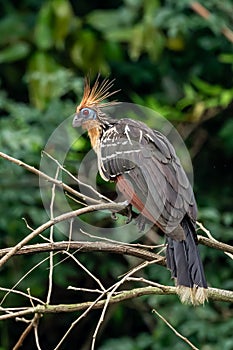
[22, 218, 34, 231]
[53, 287, 110, 350]
[12, 314, 38, 350]
[80, 228, 161, 250]
[27, 288, 35, 308]
[33, 314, 42, 350]
[0, 202, 126, 269]
[62, 251, 105, 291]
[197, 221, 233, 259]
[0, 307, 29, 312]
[126, 277, 168, 290]
[152, 309, 199, 350]
[55, 260, 159, 350]
[0, 287, 45, 307]
[91, 258, 161, 350]
[190, 2, 233, 43]
[0, 254, 53, 306]
[67, 219, 74, 251]
[0, 151, 102, 205]
[43, 151, 114, 204]
[67, 287, 103, 294]
[46, 165, 60, 304]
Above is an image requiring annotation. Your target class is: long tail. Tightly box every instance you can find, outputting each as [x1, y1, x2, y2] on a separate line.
[166, 216, 208, 305]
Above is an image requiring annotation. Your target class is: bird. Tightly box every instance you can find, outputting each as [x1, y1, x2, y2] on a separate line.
[72, 76, 208, 305]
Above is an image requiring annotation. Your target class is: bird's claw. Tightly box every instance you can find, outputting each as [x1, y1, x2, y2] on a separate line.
[125, 204, 133, 224]
[111, 212, 118, 221]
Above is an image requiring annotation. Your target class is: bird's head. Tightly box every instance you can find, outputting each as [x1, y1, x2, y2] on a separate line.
[72, 76, 119, 130]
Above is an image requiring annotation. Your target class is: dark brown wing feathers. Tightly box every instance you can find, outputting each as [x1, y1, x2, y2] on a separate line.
[100, 118, 197, 234]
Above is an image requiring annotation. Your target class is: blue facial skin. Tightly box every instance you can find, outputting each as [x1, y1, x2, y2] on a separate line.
[72, 108, 97, 127]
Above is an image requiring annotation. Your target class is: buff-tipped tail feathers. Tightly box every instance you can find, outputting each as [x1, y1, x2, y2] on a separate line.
[176, 285, 208, 305]
[166, 216, 208, 306]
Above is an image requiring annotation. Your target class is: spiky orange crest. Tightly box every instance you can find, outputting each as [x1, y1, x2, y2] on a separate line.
[76, 75, 119, 112]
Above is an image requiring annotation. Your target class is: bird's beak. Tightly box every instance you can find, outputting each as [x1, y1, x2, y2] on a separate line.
[72, 113, 83, 128]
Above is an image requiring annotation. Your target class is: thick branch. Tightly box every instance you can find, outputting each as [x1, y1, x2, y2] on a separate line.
[0, 286, 232, 321]
[0, 241, 165, 266]
[198, 235, 233, 255]
[0, 235, 231, 265]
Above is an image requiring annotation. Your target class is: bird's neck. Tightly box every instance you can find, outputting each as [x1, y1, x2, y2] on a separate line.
[82, 116, 114, 152]
[87, 126, 102, 152]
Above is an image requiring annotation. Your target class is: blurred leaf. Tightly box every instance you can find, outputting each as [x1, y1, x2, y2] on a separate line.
[0, 14, 28, 45]
[198, 207, 221, 222]
[129, 24, 144, 61]
[86, 8, 136, 32]
[52, 0, 74, 49]
[166, 36, 185, 51]
[105, 27, 134, 42]
[219, 118, 233, 154]
[34, 2, 54, 50]
[207, 14, 226, 35]
[26, 51, 74, 109]
[218, 53, 233, 64]
[0, 42, 30, 63]
[192, 77, 224, 96]
[219, 90, 233, 107]
[129, 24, 165, 61]
[222, 212, 233, 226]
[70, 30, 109, 74]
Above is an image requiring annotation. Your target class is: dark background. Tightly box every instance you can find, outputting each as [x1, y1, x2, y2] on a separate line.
[0, 0, 233, 349]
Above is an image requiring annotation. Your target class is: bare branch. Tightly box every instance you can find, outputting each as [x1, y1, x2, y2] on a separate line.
[0, 285, 232, 322]
[1, 233, 232, 265]
[12, 314, 38, 350]
[54, 285, 111, 349]
[198, 235, 233, 256]
[62, 250, 105, 291]
[80, 228, 162, 249]
[33, 314, 42, 350]
[190, 2, 233, 43]
[197, 221, 233, 258]
[0, 241, 165, 265]
[0, 202, 126, 269]
[0, 254, 51, 307]
[46, 165, 59, 305]
[91, 258, 161, 349]
[0, 287, 45, 306]
[0, 151, 103, 205]
[152, 309, 199, 350]
[67, 287, 103, 294]
[43, 151, 114, 203]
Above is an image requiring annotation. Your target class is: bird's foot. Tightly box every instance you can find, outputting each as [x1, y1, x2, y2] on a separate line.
[125, 204, 133, 224]
[111, 212, 118, 221]
[110, 201, 134, 224]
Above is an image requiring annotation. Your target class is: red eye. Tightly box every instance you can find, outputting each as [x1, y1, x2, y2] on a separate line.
[82, 109, 90, 116]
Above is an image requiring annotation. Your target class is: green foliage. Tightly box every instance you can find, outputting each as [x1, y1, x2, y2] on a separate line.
[219, 118, 233, 155]
[0, 0, 233, 348]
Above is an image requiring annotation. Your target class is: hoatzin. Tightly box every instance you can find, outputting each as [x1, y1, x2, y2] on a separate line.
[72, 77, 208, 305]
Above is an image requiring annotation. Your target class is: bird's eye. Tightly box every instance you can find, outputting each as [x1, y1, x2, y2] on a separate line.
[82, 109, 90, 116]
